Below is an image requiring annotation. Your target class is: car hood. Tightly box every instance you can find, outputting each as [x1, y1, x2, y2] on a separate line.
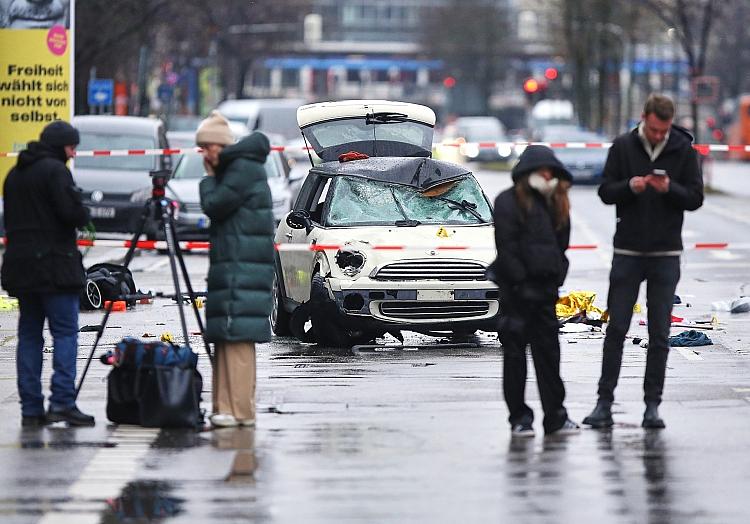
[72, 167, 153, 194]
[276, 223, 495, 281]
[167, 176, 288, 205]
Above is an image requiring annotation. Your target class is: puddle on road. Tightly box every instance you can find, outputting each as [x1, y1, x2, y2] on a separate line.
[101, 481, 184, 523]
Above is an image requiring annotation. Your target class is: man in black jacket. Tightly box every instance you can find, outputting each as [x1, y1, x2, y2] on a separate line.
[583, 94, 704, 429]
[2, 121, 95, 427]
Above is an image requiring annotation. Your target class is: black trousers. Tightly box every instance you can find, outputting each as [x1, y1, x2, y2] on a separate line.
[597, 255, 681, 404]
[499, 296, 568, 433]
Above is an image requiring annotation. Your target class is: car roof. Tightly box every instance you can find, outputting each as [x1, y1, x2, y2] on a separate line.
[217, 98, 306, 115]
[311, 156, 470, 191]
[297, 100, 436, 128]
[72, 115, 163, 134]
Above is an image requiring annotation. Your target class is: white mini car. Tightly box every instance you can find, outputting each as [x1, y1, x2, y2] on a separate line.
[271, 100, 499, 347]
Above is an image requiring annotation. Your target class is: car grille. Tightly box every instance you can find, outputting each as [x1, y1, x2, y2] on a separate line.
[379, 300, 491, 320]
[373, 259, 487, 281]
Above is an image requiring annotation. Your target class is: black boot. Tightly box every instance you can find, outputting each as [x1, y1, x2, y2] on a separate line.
[582, 400, 613, 428]
[641, 402, 665, 429]
[47, 405, 95, 427]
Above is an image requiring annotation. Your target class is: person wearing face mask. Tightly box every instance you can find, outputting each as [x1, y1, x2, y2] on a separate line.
[487, 145, 579, 437]
[197, 111, 275, 428]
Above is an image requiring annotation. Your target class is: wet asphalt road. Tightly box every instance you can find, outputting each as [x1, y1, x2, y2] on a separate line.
[0, 161, 749, 523]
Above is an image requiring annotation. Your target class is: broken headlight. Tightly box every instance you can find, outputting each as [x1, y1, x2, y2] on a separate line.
[335, 249, 366, 277]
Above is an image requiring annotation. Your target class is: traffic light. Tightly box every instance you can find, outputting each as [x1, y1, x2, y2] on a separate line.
[544, 67, 558, 81]
[443, 76, 456, 89]
[523, 78, 539, 94]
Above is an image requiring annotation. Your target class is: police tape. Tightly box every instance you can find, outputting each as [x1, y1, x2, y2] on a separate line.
[1, 142, 749, 158]
[0, 238, 740, 252]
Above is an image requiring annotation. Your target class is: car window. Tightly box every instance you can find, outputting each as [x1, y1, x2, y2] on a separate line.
[325, 176, 493, 227]
[172, 152, 278, 179]
[75, 133, 157, 171]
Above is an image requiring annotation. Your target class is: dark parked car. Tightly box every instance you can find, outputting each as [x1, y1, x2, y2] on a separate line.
[537, 126, 611, 185]
[71, 116, 171, 235]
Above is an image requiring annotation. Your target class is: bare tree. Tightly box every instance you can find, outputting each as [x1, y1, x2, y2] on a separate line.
[421, 0, 510, 115]
[637, 0, 731, 142]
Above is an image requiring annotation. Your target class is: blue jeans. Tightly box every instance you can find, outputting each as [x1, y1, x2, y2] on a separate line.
[16, 293, 80, 416]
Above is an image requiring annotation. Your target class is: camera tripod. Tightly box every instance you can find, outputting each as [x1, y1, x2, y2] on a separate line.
[75, 170, 212, 399]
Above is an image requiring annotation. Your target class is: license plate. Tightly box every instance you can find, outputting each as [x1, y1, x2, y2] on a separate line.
[416, 289, 454, 301]
[88, 206, 115, 218]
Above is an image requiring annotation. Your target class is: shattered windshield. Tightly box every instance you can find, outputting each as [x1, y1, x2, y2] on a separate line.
[326, 176, 492, 227]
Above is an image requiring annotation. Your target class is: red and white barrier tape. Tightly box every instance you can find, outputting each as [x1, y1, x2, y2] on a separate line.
[1, 142, 749, 158]
[0, 238, 743, 252]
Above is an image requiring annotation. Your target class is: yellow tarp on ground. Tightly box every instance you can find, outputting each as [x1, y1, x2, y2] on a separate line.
[556, 291, 605, 320]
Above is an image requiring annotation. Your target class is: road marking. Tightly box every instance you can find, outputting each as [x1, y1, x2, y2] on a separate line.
[38, 426, 159, 524]
[709, 250, 742, 261]
[674, 347, 703, 361]
[701, 201, 750, 227]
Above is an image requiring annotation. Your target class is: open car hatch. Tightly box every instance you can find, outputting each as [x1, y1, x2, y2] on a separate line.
[297, 100, 436, 162]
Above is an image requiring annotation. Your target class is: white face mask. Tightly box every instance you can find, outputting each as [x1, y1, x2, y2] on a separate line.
[528, 172, 558, 196]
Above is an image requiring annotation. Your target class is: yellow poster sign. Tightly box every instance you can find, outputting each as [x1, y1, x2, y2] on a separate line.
[0, 1, 73, 191]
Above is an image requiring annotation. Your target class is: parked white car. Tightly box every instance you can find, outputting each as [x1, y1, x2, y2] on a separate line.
[272, 100, 499, 347]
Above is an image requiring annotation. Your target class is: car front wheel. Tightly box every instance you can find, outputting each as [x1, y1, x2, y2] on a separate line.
[270, 273, 291, 336]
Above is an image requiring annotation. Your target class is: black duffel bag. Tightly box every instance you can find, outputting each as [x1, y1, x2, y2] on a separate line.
[102, 338, 203, 428]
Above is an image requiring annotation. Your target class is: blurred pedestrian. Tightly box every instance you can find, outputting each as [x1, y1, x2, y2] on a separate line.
[583, 94, 704, 429]
[197, 111, 275, 428]
[488, 145, 579, 437]
[1, 120, 94, 427]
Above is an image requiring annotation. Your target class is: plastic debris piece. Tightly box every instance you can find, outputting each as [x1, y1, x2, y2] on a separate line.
[633, 303, 642, 313]
[711, 301, 732, 312]
[669, 330, 712, 347]
[671, 314, 684, 323]
[142, 332, 155, 338]
[639, 339, 649, 348]
[195, 297, 205, 309]
[103, 300, 126, 312]
[160, 332, 174, 343]
[673, 294, 681, 304]
[730, 297, 750, 314]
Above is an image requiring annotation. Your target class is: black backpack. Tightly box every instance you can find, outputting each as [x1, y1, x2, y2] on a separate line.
[81, 263, 138, 310]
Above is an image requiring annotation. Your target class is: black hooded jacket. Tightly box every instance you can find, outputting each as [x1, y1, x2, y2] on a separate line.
[598, 125, 703, 252]
[1, 141, 90, 295]
[488, 145, 571, 301]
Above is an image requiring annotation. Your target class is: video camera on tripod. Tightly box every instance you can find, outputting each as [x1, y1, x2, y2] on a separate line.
[75, 166, 212, 405]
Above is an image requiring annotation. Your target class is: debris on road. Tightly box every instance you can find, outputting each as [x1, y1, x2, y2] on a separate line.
[669, 330, 713, 347]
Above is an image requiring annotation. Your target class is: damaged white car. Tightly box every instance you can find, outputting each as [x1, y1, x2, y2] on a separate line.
[271, 100, 499, 347]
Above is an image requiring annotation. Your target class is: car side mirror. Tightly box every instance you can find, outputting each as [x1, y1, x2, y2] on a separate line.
[286, 210, 312, 233]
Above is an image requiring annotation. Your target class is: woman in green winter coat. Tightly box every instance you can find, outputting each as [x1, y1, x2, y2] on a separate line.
[197, 111, 275, 428]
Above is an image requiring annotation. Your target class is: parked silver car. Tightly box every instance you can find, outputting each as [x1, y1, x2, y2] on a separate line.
[163, 149, 298, 240]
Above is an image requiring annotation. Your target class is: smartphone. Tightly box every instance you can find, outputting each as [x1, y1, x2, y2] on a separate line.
[652, 169, 668, 176]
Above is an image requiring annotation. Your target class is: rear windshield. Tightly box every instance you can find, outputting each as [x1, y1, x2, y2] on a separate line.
[75, 133, 157, 171]
[326, 175, 492, 227]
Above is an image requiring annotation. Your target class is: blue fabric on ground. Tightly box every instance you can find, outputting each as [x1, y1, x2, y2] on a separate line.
[669, 330, 712, 347]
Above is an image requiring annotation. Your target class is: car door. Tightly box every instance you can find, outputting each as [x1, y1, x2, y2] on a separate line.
[277, 173, 329, 303]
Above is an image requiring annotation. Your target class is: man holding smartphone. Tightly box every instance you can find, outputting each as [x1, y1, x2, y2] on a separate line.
[583, 93, 704, 429]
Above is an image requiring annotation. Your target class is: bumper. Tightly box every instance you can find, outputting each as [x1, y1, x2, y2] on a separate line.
[327, 277, 500, 332]
[86, 201, 144, 233]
